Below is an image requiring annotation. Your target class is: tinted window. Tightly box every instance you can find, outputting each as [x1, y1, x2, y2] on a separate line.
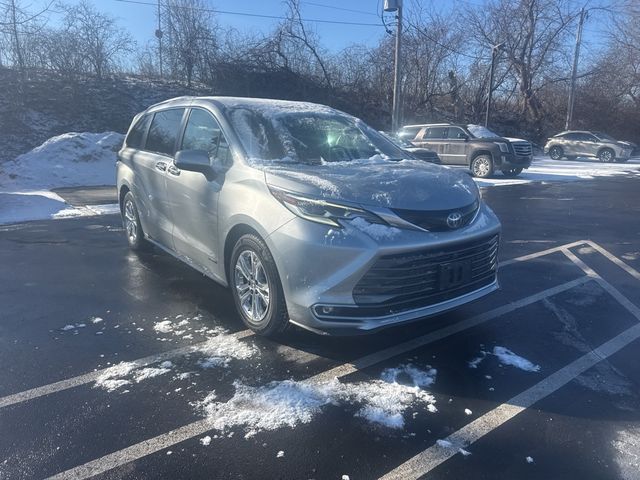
[563, 133, 580, 141]
[145, 109, 185, 156]
[181, 109, 231, 164]
[398, 126, 421, 139]
[424, 127, 447, 139]
[447, 127, 467, 140]
[125, 115, 151, 149]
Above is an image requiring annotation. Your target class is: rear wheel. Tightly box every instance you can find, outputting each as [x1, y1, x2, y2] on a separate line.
[230, 234, 289, 336]
[598, 148, 615, 163]
[470, 155, 494, 178]
[549, 146, 563, 160]
[501, 167, 523, 178]
[122, 192, 147, 251]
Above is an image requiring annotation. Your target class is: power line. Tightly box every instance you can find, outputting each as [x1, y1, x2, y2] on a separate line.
[112, 0, 383, 27]
[300, 1, 379, 17]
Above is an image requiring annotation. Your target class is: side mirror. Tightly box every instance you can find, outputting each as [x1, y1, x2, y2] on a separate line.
[175, 149, 212, 174]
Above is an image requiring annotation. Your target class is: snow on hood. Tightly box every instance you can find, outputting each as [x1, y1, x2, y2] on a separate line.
[263, 157, 479, 211]
[504, 137, 530, 143]
[0, 131, 123, 190]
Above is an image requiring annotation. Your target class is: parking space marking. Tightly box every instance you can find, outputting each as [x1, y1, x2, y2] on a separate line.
[582, 240, 640, 282]
[380, 321, 640, 480]
[380, 245, 640, 480]
[498, 239, 587, 267]
[45, 277, 590, 480]
[0, 330, 255, 410]
[0, 240, 586, 411]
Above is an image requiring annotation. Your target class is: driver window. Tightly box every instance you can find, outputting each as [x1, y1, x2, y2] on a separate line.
[181, 109, 231, 164]
[447, 127, 467, 140]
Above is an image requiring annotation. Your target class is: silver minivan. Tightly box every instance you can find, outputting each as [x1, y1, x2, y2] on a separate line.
[117, 97, 501, 336]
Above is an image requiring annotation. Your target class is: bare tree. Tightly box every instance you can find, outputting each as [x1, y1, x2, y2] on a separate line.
[58, 0, 134, 78]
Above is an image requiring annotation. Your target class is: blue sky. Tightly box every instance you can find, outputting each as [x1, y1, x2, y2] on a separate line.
[42, 0, 611, 55]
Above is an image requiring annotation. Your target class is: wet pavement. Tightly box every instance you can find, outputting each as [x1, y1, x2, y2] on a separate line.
[1, 175, 639, 480]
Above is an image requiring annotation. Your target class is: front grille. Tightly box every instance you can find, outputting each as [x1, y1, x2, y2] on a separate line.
[352, 235, 498, 314]
[512, 142, 532, 157]
[391, 201, 479, 232]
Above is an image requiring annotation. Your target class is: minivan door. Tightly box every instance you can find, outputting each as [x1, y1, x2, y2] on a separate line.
[166, 108, 231, 272]
[135, 108, 186, 247]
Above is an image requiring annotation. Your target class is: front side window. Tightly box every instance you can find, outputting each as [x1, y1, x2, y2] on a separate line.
[126, 114, 151, 149]
[181, 109, 231, 163]
[424, 127, 447, 139]
[447, 127, 468, 140]
[145, 109, 185, 156]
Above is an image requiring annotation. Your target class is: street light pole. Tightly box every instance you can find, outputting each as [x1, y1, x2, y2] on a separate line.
[485, 43, 503, 128]
[156, 0, 163, 78]
[385, 0, 403, 132]
[566, 7, 586, 131]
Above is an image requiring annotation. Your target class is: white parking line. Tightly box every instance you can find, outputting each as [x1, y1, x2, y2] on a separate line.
[0, 240, 585, 411]
[380, 246, 640, 480]
[0, 330, 255, 410]
[582, 240, 640, 282]
[45, 276, 589, 480]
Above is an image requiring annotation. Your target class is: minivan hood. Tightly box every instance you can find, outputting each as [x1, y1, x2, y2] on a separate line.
[262, 159, 479, 211]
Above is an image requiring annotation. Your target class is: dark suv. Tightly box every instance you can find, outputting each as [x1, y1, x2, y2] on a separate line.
[402, 123, 533, 178]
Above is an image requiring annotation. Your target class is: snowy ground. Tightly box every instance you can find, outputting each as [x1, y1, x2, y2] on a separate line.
[0, 132, 123, 224]
[1, 130, 639, 225]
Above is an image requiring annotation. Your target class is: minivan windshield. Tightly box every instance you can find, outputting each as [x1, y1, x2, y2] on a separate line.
[467, 124, 501, 138]
[227, 108, 406, 164]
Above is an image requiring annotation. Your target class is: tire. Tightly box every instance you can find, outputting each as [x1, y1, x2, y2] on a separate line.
[549, 146, 563, 160]
[598, 148, 615, 163]
[470, 155, 494, 178]
[230, 234, 289, 336]
[501, 167, 523, 178]
[122, 192, 148, 251]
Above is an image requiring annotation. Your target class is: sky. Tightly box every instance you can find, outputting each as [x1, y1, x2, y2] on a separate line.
[40, 0, 613, 56]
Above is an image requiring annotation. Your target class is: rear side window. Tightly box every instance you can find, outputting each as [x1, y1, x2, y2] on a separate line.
[424, 127, 447, 139]
[145, 109, 185, 156]
[125, 115, 151, 149]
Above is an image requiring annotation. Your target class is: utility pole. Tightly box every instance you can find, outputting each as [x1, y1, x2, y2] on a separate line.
[485, 43, 504, 128]
[155, 0, 163, 78]
[565, 7, 586, 130]
[385, 0, 403, 132]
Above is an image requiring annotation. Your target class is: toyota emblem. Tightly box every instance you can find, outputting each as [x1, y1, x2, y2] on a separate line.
[446, 212, 463, 229]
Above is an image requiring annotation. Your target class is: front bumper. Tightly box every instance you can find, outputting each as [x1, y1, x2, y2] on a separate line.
[265, 202, 501, 335]
[496, 152, 532, 170]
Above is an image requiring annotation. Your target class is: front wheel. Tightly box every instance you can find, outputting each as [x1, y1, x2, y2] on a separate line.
[502, 167, 523, 178]
[230, 234, 289, 336]
[470, 155, 494, 178]
[549, 146, 563, 160]
[598, 148, 615, 163]
[122, 192, 148, 251]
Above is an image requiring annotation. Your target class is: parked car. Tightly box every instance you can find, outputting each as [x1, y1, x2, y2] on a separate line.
[402, 123, 533, 178]
[544, 131, 634, 163]
[117, 97, 501, 336]
[379, 131, 441, 164]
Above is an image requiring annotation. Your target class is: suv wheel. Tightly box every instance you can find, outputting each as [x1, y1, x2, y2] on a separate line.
[122, 192, 148, 251]
[502, 167, 523, 178]
[549, 146, 563, 160]
[598, 148, 615, 163]
[471, 155, 494, 178]
[230, 234, 289, 336]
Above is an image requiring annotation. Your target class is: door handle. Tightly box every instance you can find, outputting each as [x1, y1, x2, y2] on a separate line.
[155, 161, 167, 172]
[167, 165, 181, 176]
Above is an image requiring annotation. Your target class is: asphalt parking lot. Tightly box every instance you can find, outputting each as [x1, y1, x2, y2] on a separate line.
[1, 174, 640, 480]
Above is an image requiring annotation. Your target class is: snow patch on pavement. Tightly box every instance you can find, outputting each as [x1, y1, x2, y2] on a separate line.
[469, 346, 540, 372]
[198, 365, 437, 437]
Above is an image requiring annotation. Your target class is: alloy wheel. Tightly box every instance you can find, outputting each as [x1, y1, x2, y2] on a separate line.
[234, 250, 270, 325]
[124, 199, 137, 243]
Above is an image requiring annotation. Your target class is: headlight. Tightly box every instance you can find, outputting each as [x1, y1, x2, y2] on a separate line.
[496, 143, 509, 153]
[269, 187, 386, 228]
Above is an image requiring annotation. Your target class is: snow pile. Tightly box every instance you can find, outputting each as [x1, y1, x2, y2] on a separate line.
[350, 217, 401, 241]
[94, 360, 174, 391]
[0, 132, 123, 190]
[197, 364, 437, 437]
[468, 346, 540, 372]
